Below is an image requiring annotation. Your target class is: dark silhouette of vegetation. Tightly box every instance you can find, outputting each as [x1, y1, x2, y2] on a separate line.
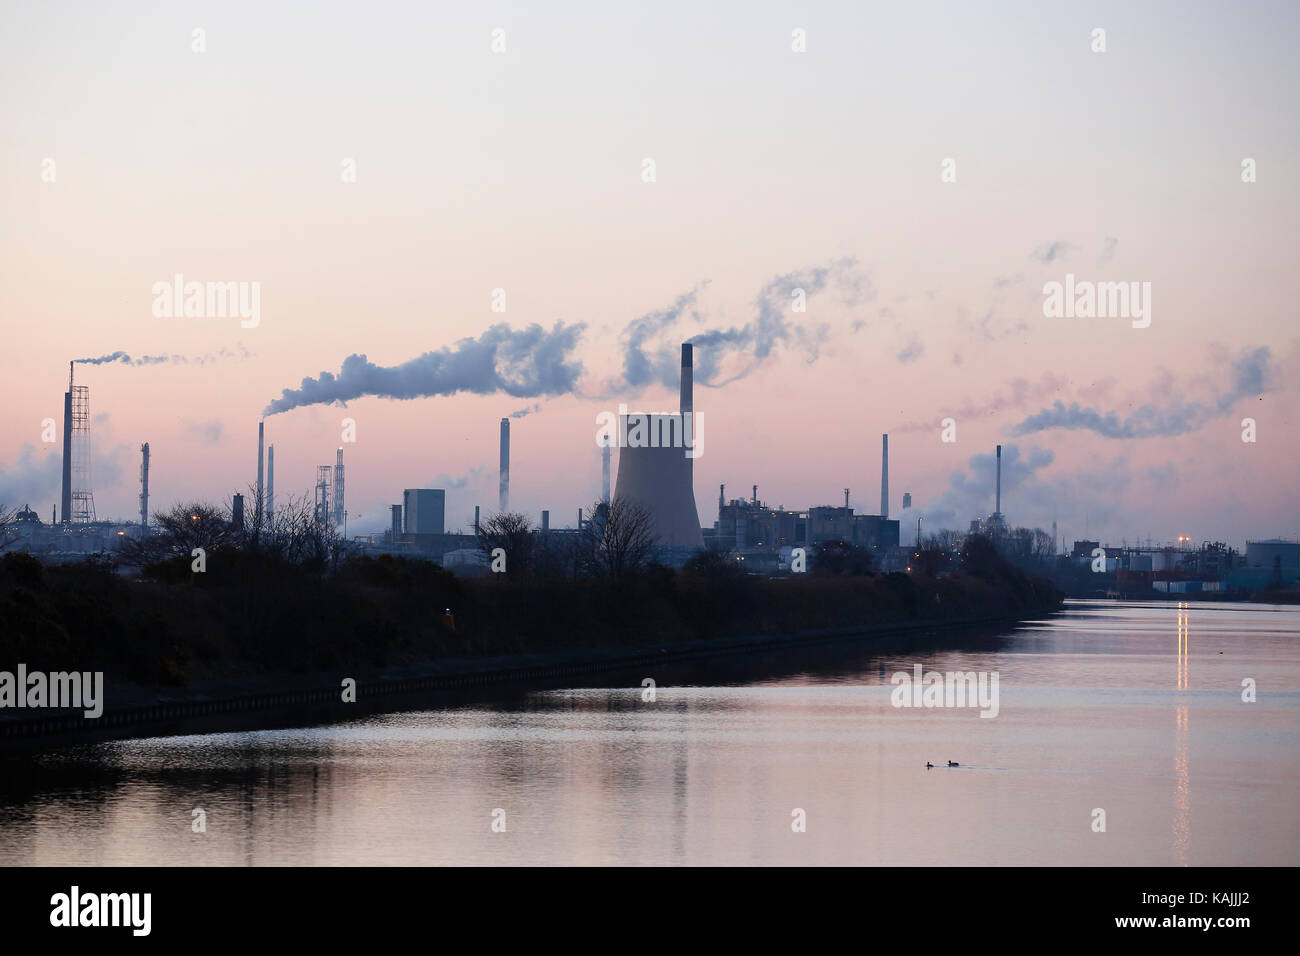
[0, 526, 1062, 692]
[813, 540, 874, 576]
[577, 498, 658, 578]
[119, 493, 350, 574]
[912, 534, 956, 577]
[476, 512, 537, 577]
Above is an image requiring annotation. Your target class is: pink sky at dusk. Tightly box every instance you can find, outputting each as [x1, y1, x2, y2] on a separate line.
[2, 1, 1297, 547]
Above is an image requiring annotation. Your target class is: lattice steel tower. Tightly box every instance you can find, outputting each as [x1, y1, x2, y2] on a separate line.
[64, 362, 96, 523]
[315, 465, 333, 526]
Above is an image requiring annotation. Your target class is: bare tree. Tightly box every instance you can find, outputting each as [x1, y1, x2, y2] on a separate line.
[914, 533, 956, 576]
[0, 505, 20, 553]
[476, 512, 537, 577]
[579, 498, 657, 578]
[118, 501, 242, 566]
[256, 492, 350, 571]
[118, 490, 351, 572]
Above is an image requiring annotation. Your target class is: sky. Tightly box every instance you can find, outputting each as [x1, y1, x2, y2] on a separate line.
[2, 0, 1298, 547]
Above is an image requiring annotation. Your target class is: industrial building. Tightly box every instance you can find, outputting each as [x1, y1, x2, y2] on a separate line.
[707, 489, 900, 556]
[403, 489, 446, 536]
[1227, 539, 1300, 590]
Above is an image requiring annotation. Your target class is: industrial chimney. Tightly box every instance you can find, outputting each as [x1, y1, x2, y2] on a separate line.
[139, 443, 150, 529]
[266, 445, 275, 522]
[474, 504, 481, 536]
[499, 418, 510, 513]
[256, 420, 264, 517]
[60, 363, 73, 525]
[601, 436, 611, 503]
[880, 433, 889, 518]
[334, 447, 345, 525]
[995, 444, 1002, 517]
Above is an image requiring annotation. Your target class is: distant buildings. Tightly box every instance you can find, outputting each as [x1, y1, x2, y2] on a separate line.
[707, 495, 899, 554]
[402, 489, 446, 536]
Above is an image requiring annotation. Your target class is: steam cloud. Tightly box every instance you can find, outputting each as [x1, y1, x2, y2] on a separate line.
[1011, 347, 1274, 438]
[908, 444, 1056, 530]
[75, 345, 250, 367]
[263, 262, 872, 415]
[621, 284, 709, 389]
[263, 322, 585, 416]
[1031, 241, 1073, 264]
[618, 259, 870, 391]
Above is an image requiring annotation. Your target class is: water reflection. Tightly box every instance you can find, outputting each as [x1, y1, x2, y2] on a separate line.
[1, 602, 1297, 866]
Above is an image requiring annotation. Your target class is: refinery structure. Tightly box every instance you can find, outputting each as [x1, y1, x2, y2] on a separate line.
[3, 352, 1298, 595]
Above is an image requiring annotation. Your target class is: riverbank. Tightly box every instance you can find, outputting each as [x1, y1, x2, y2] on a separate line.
[0, 608, 1057, 753]
[1, 539, 1063, 751]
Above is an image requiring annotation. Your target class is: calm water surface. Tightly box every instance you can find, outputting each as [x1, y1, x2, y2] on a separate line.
[2, 600, 1297, 865]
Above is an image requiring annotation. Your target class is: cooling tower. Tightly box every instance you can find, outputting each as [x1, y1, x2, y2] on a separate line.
[611, 343, 704, 550]
[499, 418, 510, 513]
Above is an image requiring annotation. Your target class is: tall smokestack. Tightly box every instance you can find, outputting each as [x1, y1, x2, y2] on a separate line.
[60, 362, 72, 525]
[139, 442, 150, 529]
[995, 444, 1002, 516]
[474, 505, 481, 536]
[752, 484, 758, 507]
[266, 445, 274, 521]
[334, 447, 345, 525]
[499, 418, 510, 513]
[719, 483, 725, 511]
[256, 421, 265, 519]
[845, 488, 850, 510]
[680, 343, 693, 414]
[601, 436, 611, 503]
[880, 434, 889, 518]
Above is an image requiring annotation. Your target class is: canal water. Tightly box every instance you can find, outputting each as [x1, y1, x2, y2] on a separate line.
[2, 600, 1297, 865]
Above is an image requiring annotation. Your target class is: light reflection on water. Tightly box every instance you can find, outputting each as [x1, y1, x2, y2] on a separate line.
[2, 600, 1297, 865]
